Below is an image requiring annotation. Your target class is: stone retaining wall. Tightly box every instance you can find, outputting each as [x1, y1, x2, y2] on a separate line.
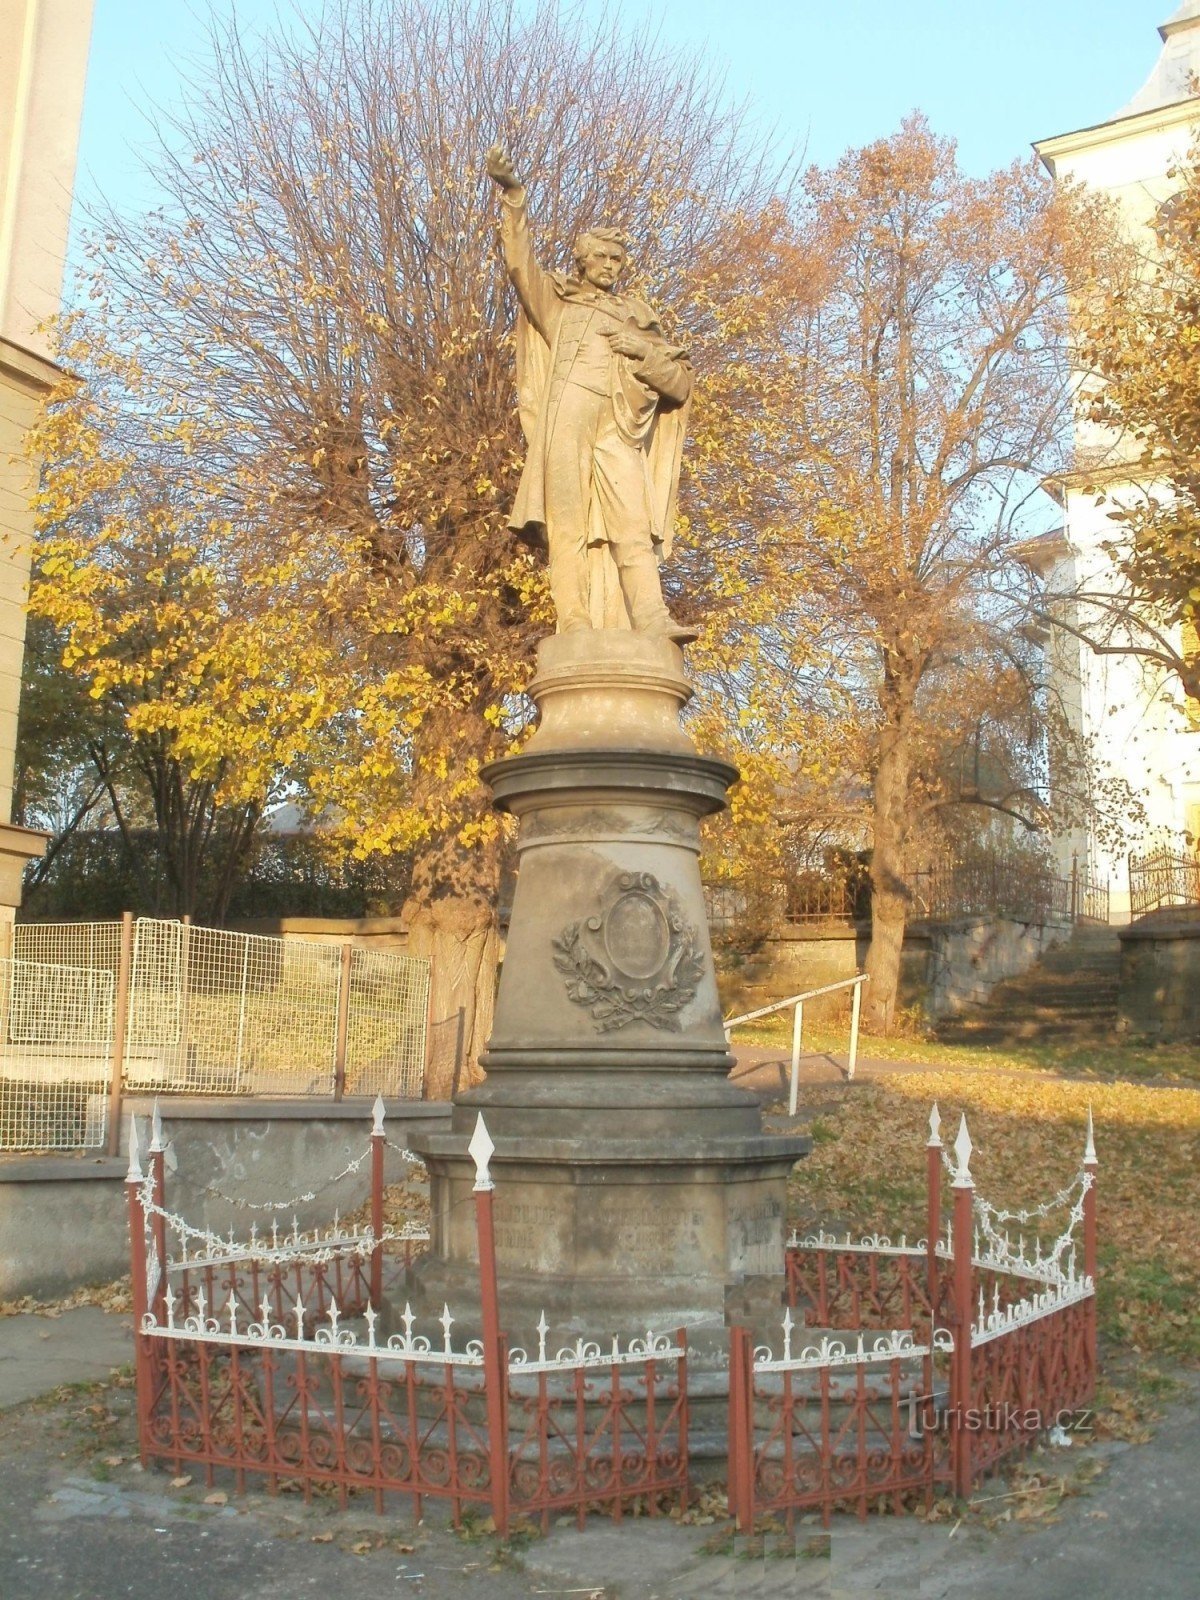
[0, 1099, 450, 1302]
[228, 915, 410, 952]
[911, 915, 1072, 1018]
[1117, 911, 1200, 1041]
[718, 915, 1071, 1022]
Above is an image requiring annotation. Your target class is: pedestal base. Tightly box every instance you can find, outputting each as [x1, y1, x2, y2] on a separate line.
[408, 1125, 805, 1356]
[407, 631, 809, 1360]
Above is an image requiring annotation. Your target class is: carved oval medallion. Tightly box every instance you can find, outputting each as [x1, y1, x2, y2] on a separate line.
[604, 890, 670, 980]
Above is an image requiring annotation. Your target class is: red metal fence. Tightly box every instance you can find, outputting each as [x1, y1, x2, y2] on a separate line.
[727, 1109, 1098, 1527]
[127, 1105, 688, 1534]
[127, 1101, 1097, 1535]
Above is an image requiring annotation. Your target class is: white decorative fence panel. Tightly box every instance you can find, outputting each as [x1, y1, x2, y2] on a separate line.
[0, 957, 114, 1150]
[1, 919, 431, 1149]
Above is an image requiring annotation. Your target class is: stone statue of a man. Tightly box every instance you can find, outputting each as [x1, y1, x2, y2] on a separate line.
[486, 145, 695, 642]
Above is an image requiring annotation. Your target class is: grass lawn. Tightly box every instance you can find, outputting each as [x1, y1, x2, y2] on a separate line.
[777, 1070, 1200, 1365]
[733, 1014, 1200, 1086]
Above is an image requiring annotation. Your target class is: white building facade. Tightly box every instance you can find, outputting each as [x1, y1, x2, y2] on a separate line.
[1034, 3, 1200, 920]
[0, 0, 95, 925]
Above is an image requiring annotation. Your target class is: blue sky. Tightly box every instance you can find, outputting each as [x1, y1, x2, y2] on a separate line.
[74, 0, 1169, 236]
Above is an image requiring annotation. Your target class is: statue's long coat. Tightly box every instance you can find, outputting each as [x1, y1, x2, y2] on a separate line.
[498, 192, 691, 562]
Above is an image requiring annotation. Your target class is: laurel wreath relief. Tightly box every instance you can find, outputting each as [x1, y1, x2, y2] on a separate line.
[551, 873, 705, 1033]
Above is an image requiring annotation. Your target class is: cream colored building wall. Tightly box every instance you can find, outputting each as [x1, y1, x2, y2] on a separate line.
[0, 0, 94, 838]
[1059, 477, 1200, 915]
[1, 0, 95, 358]
[1037, 21, 1200, 915]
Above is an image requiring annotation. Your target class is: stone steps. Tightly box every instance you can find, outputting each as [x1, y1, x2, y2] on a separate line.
[937, 927, 1121, 1047]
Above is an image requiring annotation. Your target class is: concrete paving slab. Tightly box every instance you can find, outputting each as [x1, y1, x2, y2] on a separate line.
[0, 1307, 131, 1408]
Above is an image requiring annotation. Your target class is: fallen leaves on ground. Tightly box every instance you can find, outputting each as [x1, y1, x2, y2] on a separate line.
[672, 1484, 730, 1525]
[0, 1276, 133, 1319]
[739, 1014, 1200, 1086]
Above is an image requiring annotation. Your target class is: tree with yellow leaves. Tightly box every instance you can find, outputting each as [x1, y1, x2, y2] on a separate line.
[28, 319, 365, 919]
[33, 0, 800, 1091]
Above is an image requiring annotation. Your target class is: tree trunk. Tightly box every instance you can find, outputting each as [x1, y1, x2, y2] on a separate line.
[863, 730, 911, 1035]
[403, 829, 501, 1101]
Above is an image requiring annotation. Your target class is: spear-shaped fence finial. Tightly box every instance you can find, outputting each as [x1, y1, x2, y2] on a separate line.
[469, 1113, 495, 1192]
[126, 1117, 143, 1183]
[150, 1098, 164, 1154]
[952, 1113, 974, 1188]
[927, 1102, 942, 1148]
[1084, 1105, 1097, 1167]
[372, 1095, 386, 1138]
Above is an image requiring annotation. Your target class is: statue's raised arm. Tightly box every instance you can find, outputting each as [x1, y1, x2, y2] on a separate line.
[486, 144, 559, 343]
[486, 142, 695, 644]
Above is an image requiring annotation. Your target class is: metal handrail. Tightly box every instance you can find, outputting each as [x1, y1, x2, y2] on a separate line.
[724, 973, 869, 1111]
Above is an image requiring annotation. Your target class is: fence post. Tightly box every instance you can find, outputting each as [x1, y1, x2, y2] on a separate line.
[177, 916, 192, 1085]
[1071, 853, 1080, 922]
[1082, 1107, 1099, 1383]
[727, 1325, 754, 1533]
[126, 1120, 152, 1466]
[469, 1114, 509, 1536]
[370, 1096, 386, 1307]
[949, 1115, 975, 1501]
[147, 1100, 168, 1322]
[333, 942, 353, 1100]
[926, 1104, 943, 1329]
[787, 1001, 804, 1116]
[847, 977, 864, 1081]
[106, 912, 135, 1158]
[421, 965, 436, 1101]
[234, 936, 250, 1086]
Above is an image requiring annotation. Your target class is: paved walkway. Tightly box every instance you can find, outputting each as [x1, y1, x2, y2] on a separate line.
[728, 1043, 991, 1098]
[1, 1307, 1197, 1598]
[0, 1307, 131, 1408]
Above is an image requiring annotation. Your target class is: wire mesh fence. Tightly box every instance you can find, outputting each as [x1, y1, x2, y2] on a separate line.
[11, 920, 124, 978]
[344, 946, 430, 1098]
[0, 957, 114, 1151]
[123, 920, 343, 1095]
[1, 919, 431, 1149]
[122, 920, 430, 1097]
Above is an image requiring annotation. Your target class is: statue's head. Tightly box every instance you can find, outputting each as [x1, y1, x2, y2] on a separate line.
[573, 226, 628, 290]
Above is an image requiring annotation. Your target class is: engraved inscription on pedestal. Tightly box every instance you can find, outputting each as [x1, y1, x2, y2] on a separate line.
[493, 1200, 565, 1270]
[552, 870, 705, 1032]
[728, 1194, 786, 1276]
[599, 1203, 706, 1263]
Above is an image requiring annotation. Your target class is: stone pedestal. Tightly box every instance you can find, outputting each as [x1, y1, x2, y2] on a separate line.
[408, 634, 808, 1351]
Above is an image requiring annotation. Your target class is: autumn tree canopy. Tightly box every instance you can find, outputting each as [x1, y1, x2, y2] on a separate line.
[710, 119, 1111, 1031]
[32, 0, 798, 1088]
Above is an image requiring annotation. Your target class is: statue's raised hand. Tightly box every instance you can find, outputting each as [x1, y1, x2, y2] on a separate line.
[486, 144, 522, 192]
